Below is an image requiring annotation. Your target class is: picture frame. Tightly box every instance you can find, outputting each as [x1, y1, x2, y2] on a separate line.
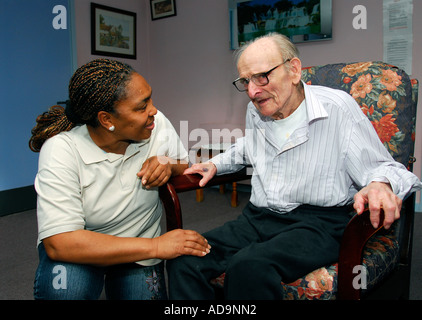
[150, 0, 177, 21]
[91, 3, 136, 59]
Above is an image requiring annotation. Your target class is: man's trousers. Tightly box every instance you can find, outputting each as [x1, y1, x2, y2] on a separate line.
[167, 202, 352, 300]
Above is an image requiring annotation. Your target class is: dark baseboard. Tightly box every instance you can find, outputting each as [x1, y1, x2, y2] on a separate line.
[0, 185, 37, 217]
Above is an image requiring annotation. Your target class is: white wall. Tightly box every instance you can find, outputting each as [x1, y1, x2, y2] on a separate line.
[74, 0, 422, 207]
[149, 0, 250, 145]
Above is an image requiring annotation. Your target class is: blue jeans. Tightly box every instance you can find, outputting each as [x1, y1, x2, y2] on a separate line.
[34, 243, 167, 300]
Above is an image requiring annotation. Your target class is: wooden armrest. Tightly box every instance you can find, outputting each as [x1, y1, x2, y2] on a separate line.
[168, 167, 249, 193]
[338, 193, 415, 300]
[159, 167, 249, 231]
[337, 208, 385, 300]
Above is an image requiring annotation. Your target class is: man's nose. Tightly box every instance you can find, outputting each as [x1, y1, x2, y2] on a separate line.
[247, 81, 262, 98]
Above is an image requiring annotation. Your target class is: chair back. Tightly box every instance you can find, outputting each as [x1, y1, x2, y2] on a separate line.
[301, 62, 418, 299]
[302, 61, 418, 169]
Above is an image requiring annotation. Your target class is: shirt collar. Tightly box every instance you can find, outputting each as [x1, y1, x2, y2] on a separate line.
[69, 125, 148, 164]
[302, 81, 328, 122]
[249, 81, 328, 126]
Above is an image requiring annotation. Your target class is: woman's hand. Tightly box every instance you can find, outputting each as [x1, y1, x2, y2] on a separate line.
[137, 156, 187, 189]
[152, 229, 211, 259]
[43, 228, 210, 266]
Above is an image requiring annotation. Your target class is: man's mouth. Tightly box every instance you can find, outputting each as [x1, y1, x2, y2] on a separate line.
[255, 97, 271, 106]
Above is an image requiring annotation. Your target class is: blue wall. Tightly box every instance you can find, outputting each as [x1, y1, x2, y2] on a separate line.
[0, 0, 73, 191]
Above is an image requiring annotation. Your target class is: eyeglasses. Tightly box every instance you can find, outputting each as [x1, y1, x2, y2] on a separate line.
[232, 59, 291, 92]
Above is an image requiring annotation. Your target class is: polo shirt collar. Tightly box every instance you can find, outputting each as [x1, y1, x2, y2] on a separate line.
[70, 125, 149, 164]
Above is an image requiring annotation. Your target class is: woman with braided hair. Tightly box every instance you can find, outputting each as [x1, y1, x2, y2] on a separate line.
[30, 59, 210, 300]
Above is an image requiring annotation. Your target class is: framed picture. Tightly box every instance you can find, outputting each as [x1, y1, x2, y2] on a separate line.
[91, 3, 136, 59]
[150, 0, 177, 21]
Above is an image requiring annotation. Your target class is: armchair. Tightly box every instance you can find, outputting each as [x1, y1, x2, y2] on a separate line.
[159, 61, 419, 300]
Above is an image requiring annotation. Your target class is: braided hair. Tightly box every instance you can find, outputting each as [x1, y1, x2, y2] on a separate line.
[29, 59, 134, 152]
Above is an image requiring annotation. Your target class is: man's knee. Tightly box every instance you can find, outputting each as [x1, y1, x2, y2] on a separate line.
[224, 252, 283, 299]
[167, 255, 219, 299]
[226, 251, 268, 281]
[167, 255, 197, 276]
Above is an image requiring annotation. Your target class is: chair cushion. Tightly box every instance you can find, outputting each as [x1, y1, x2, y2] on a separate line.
[210, 224, 399, 300]
[280, 227, 399, 300]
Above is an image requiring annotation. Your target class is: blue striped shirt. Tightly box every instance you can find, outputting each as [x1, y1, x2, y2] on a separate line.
[211, 83, 422, 213]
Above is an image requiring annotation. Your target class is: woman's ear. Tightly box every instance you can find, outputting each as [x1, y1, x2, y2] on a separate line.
[97, 111, 113, 130]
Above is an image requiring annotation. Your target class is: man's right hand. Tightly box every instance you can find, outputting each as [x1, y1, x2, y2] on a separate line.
[183, 162, 217, 187]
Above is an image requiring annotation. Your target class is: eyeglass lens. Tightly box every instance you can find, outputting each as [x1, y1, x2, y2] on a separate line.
[235, 74, 268, 91]
[233, 60, 290, 92]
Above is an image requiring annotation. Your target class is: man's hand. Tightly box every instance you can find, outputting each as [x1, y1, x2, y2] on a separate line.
[183, 162, 217, 187]
[353, 181, 402, 229]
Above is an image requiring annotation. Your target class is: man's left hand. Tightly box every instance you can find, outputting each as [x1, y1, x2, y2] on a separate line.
[353, 181, 402, 229]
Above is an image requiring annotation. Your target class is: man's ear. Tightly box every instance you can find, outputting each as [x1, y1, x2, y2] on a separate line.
[289, 57, 303, 85]
[97, 111, 113, 130]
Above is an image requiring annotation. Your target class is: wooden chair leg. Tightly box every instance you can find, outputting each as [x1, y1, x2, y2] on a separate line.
[196, 189, 203, 202]
[219, 184, 225, 194]
[231, 182, 238, 207]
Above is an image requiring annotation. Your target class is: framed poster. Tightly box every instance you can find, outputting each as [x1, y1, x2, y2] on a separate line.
[150, 0, 177, 20]
[91, 3, 136, 59]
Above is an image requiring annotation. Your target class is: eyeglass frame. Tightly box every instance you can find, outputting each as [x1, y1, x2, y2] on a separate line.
[232, 59, 291, 92]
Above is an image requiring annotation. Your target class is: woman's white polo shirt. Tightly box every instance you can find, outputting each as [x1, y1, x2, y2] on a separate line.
[35, 111, 188, 266]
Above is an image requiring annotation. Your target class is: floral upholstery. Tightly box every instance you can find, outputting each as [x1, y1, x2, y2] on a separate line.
[279, 224, 400, 300]
[210, 226, 400, 300]
[210, 62, 418, 299]
[302, 61, 417, 167]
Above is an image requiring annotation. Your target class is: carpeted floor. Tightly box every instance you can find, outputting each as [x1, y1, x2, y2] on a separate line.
[0, 187, 421, 300]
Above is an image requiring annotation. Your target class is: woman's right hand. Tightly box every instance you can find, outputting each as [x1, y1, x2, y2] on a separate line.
[152, 229, 211, 259]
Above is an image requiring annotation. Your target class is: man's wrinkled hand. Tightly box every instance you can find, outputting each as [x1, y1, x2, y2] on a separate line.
[183, 162, 217, 187]
[353, 181, 401, 229]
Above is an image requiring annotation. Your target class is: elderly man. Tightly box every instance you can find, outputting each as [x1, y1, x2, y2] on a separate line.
[167, 33, 422, 299]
